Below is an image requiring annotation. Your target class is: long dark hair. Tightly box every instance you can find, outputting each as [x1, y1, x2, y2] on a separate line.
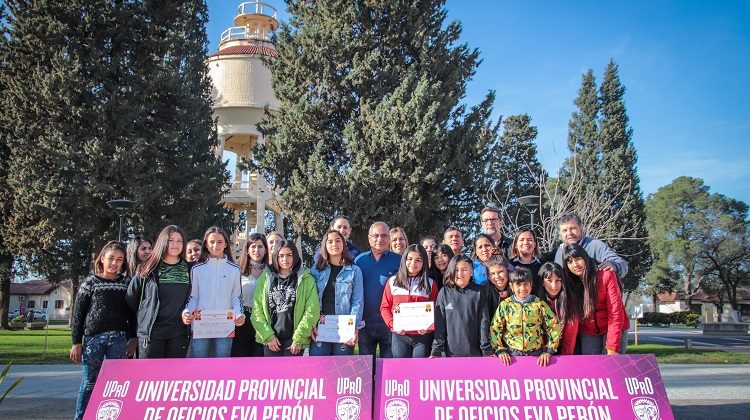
[137, 225, 186, 277]
[126, 236, 152, 277]
[238, 233, 269, 276]
[394, 244, 431, 293]
[200, 226, 234, 263]
[94, 241, 127, 276]
[315, 229, 354, 271]
[270, 240, 302, 274]
[444, 255, 473, 288]
[471, 233, 495, 262]
[511, 228, 540, 259]
[537, 262, 578, 324]
[562, 243, 598, 319]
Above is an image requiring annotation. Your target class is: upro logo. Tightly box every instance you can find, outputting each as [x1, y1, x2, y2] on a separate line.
[336, 396, 361, 420]
[96, 399, 123, 420]
[384, 398, 409, 420]
[631, 397, 659, 420]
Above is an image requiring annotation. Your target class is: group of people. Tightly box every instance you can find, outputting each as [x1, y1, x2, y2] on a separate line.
[69, 208, 630, 419]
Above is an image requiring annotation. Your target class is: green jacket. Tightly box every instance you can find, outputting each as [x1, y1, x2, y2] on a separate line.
[250, 269, 320, 347]
[489, 295, 561, 355]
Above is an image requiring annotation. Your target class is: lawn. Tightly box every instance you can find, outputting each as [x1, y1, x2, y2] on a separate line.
[0, 328, 72, 364]
[628, 343, 750, 364]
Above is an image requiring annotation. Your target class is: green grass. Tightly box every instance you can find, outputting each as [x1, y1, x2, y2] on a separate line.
[629, 343, 750, 364]
[0, 328, 71, 364]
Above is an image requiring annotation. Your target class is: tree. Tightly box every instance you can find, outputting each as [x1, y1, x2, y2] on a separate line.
[0, 0, 230, 321]
[0, 3, 14, 329]
[254, 0, 499, 245]
[642, 259, 678, 311]
[559, 61, 650, 291]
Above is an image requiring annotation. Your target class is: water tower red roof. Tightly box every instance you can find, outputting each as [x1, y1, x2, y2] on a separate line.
[210, 45, 278, 58]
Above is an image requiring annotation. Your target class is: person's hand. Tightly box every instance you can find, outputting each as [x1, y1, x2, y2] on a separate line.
[267, 337, 281, 352]
[598, 261, 616, 271]
[70, 344, 82, 363]
[607, 349, 619, 355]
[499, 353, 512, 366]
[537, 352, 551, 367]
[311, 327, 318, 342]
[396, 330, 406, 335]
[289, 342, 302, 355]
[234, 314, 245, 327]
[346, 329, 359, 346]
[181, 311, 193, 325]
[126, 338, 138, 357]
[417, 329, 428, 335]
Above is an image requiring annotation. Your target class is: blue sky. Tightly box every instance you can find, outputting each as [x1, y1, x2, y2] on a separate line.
[206, 1, 750, 204]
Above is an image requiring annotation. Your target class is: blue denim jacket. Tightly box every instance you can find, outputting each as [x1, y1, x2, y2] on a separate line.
[310, 264, 365, 328]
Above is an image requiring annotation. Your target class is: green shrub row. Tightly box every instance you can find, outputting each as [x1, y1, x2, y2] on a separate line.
[640, 311, 700, 327]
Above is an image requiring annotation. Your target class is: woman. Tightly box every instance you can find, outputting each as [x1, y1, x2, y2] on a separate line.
[390, 227, 409, 255]
[125, 225, 191, 358]
[185, 239, 203, 263]
[126, 236, 152, 277]
[310, 230, 364, 356]
[420, 235, 439, 267]
[232, 233, 269, 357]
[251, 240, 320, 356]
[429, 243, 454, 289]
[470, 233, 496, 286]
[265, 231, 284, 265]
[537, 262, 579, 355]
[562, 243, 629, 355]
[510, 229, 544, 292]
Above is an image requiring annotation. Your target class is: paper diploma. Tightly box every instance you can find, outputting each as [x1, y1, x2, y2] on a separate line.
[316, 315, 356, 343]
[191, 310, 236, 339]
[392, 301, 435, 332]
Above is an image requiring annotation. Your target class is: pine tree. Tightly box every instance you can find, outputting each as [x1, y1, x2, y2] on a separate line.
[564, 70, 600, 184]
[493, 114, 545, 230]
[0, 0, 230, 316]
[255, 0, 498, 244]
[0, 3, 15, 329]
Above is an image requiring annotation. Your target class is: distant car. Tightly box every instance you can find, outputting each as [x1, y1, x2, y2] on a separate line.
[26, 310, 48, 320]
[8, 309, 20, 318]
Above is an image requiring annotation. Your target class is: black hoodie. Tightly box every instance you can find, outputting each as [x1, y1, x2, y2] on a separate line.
[431, 281, 492, 357]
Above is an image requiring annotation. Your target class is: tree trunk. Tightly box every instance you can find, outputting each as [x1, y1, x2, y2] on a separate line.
[0, 254, 13, 330]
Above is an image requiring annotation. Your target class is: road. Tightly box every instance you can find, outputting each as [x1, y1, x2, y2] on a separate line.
[629, 326, 750, 353]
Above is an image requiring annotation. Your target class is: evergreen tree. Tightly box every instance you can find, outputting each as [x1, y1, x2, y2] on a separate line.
[255, 0, 498, 244]
[493, 114, 545, 230]
[0, 3, 14, 329]
[0, 0, 230, 317]
[563, 70, 600, 184]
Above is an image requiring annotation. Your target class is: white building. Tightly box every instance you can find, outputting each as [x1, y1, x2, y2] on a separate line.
[9, 280, 72, 321]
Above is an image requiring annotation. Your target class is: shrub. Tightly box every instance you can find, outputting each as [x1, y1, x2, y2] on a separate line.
[10, 315, 25, 323]
[670, 310, 701, 327]
[641, 312, 672, 326]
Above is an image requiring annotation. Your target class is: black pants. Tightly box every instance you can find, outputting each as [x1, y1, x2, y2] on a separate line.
[263, 338, 303, 357]
[139, 335, 189, 359]
[231, 311, 264, 357]
[391, 332, 434, 358]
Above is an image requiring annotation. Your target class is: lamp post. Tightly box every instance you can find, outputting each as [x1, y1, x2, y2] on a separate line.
[107, 199, 135, 242]
[517, 195, 540, 230]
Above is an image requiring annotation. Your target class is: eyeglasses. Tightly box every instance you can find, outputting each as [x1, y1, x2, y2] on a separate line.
[369, 234, 389, 239]
[481, 218, 500, 223]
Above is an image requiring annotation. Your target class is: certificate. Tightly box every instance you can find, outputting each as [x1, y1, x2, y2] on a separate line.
[191, 310, 236, 339]
[392, 302, 435, 332]
[316, 315, 356, 343]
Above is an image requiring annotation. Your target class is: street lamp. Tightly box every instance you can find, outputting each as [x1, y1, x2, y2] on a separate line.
[517, 195, 540, 230]
[107, 199, 135, 242]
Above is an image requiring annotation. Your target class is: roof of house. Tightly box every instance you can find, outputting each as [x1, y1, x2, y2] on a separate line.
[209, 45, 278, 58]
[658, 289, 750, 303]
[10, 279, 72, 295]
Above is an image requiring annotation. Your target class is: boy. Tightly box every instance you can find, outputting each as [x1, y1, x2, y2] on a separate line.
[489, 268, 561, 366]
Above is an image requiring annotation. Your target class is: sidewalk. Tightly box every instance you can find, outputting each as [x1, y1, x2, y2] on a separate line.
[1, 364, 749, 419]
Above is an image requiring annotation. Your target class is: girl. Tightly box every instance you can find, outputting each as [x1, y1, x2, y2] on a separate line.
[390, 227, 409, 255]
[471, 233, 496, 285]
[251, 240, 320, 356]
[511, 229, 544, 292]
[231, 233, 269, 357]
[126, 236, 152, 277]
[313, 216, 362, 265]
[185, 239, 203, 263]
[420, 235, 439, 267]
[537, 262, 579, 355]
[310, 230, 364, 356]
[125, 225, 191, 358]
[562, 244, 629, 355]
[71, 241, 136, 420]
[380, 244, 438, 358]
[429, 243, 454, 289]
[484, 256, 511, 317]
[182, 227, 244, 358]
[431, 255, 492, 357]
[265, 231, 284, 265]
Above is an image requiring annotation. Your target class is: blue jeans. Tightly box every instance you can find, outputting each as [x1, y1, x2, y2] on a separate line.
[75, 331, 127, 420]
[391, 332, 434, 358]
[358, 326, 392, 357]
[309, 341, 355, 356]
[190, 338, 233, 358]
[579, 330, 628, 355]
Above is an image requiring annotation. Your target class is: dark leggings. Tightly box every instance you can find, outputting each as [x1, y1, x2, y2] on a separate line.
[139, 334, 189, 358]
[231, 311, 265, 357]
[391, 332, 434, 358]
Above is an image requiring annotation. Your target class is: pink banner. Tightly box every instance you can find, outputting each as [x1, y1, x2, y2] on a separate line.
[375, 355, 673, 420]
[85, 356, 373, 420]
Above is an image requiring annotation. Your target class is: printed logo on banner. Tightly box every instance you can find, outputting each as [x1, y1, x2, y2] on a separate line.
[96, 399, 123, 420]
[384, 398, 409, 420]
[632, 397, 660, 420]
[336, 396, 361, 420]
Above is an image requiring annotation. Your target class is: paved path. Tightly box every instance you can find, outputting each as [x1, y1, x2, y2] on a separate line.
[1, 363, 749, 419]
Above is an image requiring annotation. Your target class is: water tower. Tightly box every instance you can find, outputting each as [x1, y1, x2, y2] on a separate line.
[208, 1, 283, 255]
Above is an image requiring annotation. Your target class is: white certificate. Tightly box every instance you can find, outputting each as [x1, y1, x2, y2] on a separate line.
[392, 301, 435, 332]
[316, 315, 356, 343]
[191, 310, 236, 339]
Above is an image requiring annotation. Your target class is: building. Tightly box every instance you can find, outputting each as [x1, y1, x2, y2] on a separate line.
[656, 290, 750, 323]
[208, 1, 284, 258]
[9, 280, 72, 321]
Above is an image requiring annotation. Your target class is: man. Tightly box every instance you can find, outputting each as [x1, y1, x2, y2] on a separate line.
[480, 207, 513, 258]
[443, 227, 465, 256]
[355, 222, 401, 357]
[554, 213, 629, 279]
